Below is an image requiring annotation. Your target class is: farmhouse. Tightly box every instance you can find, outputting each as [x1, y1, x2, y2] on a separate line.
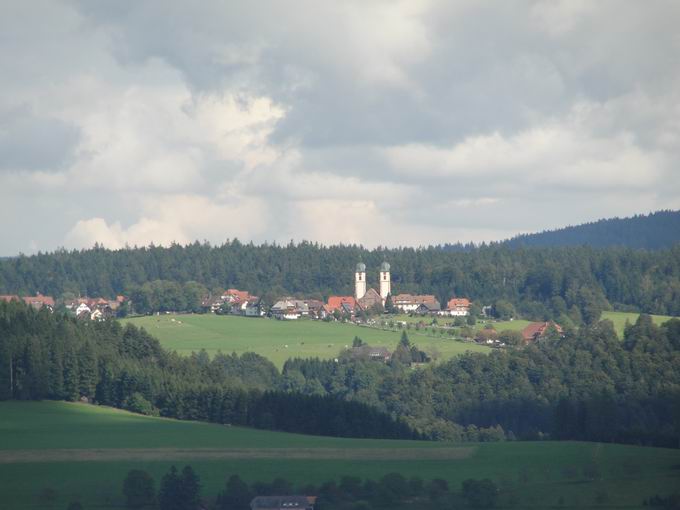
[415, 301, 441, 314]
[250, 496, 315, 510]
[0, 295, 58, 312]
[271, 299, 309, 320]
[522, 321, 564, 343]
[327, 295, 357, 313]
[349, 345, 392, 362]
[442, 298, 471, 316]
[393, 294, 438, 312]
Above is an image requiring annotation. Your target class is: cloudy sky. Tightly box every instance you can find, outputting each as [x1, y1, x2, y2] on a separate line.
[2, 1, 679, 255]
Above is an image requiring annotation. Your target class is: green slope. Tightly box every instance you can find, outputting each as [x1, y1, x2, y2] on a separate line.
[1, 401, 679, 509]
[122, 314, 489, 367]
[602, 311, 677, 338]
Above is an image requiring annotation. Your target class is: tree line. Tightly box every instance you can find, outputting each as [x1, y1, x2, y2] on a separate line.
[1, 241, 680, 321]
[0, 300, 416, 440]
[280, 315, 680, 447]
[118, 465, 500, 510]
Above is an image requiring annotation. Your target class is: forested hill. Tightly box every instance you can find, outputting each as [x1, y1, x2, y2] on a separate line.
[1, 242, 680, 318]
[503, 210, 680, 249]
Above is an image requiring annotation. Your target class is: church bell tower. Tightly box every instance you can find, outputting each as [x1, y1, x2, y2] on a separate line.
[379, 262, 391, 300]
[355, 262, 366, 300]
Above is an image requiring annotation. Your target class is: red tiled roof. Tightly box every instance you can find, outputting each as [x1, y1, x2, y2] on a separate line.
[0, 295, 20, 302]
[22, 294, 55, 308]
[522, 321, 564, 341]
[224, 289, 250, 302]
[447, 298, 470, 309]
[327, 296, 356, 311]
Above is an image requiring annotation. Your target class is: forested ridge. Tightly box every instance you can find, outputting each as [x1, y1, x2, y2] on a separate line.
[2, 300, 679, 447]
[1, 242, 680, 318]
[504, 210, 680, 250]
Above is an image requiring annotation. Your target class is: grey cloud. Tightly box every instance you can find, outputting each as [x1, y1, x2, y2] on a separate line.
[0, 0, 678, 255]
[0, 105, 80, 171]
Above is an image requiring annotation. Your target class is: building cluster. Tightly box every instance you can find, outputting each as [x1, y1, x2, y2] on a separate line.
[201, 288, 264, 317]
[0, 293, 55, 310]
[250, 495, 316, 510]
[64, 296, 126, 321]
[222, 262, 473, 322]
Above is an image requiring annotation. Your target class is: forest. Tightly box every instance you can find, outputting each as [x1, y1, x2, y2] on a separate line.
[503, 210, 680, 250]
[0, 301, 415, 440]
[2, 300, 679, 447]
[1, 241, 680, 321]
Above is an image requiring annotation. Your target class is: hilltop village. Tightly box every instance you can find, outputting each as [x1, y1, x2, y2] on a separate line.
[0, 261, 563, 348]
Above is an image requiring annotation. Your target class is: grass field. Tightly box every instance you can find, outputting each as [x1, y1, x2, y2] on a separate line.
[122, 314, 489, 367]
[601, 311, 677, 338]
[1, 401, 679, 509]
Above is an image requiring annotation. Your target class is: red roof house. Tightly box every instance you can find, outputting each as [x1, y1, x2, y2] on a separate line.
[326, 296, 356, 312]
[521, 322, 564, 343]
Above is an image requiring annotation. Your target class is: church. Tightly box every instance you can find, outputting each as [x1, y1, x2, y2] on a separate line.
[354, 261, 391, 310]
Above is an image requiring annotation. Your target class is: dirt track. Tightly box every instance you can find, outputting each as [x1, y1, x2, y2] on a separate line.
[0, 447, 475, 463]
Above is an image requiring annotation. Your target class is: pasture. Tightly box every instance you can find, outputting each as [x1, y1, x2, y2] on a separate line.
[601, 310, 677, 338]
[122, 314, 489, 367]
[1, 401, 679, 509]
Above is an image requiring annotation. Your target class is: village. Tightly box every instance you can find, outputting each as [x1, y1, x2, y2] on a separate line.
[0, 262, 564, 355]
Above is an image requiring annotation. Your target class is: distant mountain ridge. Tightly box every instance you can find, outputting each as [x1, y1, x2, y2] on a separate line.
[503, 210, 680, 250]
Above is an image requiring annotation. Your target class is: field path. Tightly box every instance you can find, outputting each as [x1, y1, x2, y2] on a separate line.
[0, 447, 475, 463]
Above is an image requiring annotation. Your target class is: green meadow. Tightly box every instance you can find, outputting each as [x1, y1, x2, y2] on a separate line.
[601, 311, 678, 338]
[122, 314, 489, 367]
[1, 402, 679, 509]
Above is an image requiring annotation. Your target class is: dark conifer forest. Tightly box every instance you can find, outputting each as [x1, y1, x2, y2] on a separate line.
[503, 210, 680, 250]
[2, 300, 679, 447]
[0, 301, 416, 440]
[1, 241, 680, 318]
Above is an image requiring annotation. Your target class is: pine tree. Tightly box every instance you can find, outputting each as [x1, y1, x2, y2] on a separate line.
[158, 466, 180, 510]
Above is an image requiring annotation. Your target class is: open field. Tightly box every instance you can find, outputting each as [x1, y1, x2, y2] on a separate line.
[1, 402, 680, 509]
[602, 311, 678, 338]
[122, 314, 489, 367]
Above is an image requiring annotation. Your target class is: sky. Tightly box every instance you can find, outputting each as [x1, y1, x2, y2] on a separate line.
[1, 0, 679, 256]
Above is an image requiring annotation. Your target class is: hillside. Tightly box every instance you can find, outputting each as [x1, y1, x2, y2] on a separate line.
[122, 314, 489, 368]
[1, 401, 679, 509]
[504, 210, 680, 249]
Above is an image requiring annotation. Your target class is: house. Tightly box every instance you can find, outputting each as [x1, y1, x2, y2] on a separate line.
[75, 302, 92, 316]
[521, 322, 564, 343]
[326, 296, 356, 313]
[245, 300, 265, 317]
[393, 294, 438, 312]
[222, 288, 251, 304]
[441, 298, 470, 316]
[271, 300, 307, 320]
[0, 295, 20, 303]
[305, 299, 327, 319]
[415, 301, 441, 315]
[350, 345, 391, 362]
[90, 308, 104, 321]
[250, 496, 316, 510]
[22, 294, 55, 311]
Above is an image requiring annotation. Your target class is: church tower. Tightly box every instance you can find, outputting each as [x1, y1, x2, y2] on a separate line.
[379, 262, 391, 300]
[355, 262, 367, 300]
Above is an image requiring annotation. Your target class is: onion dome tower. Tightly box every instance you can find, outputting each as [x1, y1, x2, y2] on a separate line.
[355, 262, 367, 300]
[379, 261, 391, 300]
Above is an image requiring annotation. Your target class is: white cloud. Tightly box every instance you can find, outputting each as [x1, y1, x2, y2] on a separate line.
[1, 0, 679, 255]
